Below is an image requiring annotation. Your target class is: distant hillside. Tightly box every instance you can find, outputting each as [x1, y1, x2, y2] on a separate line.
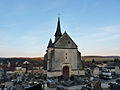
[28, 57, 44, 61]
[0, 57, 44, 65]
[9, 57, 44, 61]
[82, 56, 120, 62]
[1, 56, 120, 64]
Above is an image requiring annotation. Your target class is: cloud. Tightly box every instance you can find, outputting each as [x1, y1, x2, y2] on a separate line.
[96, 34, 120, 42]
[98, 24, 120, 33]
[74, 24, 120, 56]
[0, 24, 16, 28]
[8, 24, 16, 27]
[96, 24, 120, 41]
[19, 35, 41, 47]
[0, 45, 45, 57]
[83, 24, 120, 42]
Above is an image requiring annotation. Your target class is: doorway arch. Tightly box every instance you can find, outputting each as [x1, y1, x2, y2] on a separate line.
[63, 66, 69, 79]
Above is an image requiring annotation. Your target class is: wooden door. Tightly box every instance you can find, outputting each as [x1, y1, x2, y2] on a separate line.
[63, 66, 69, 79]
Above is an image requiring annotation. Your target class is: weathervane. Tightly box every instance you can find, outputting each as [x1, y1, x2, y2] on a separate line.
[58, 13, 61, 17]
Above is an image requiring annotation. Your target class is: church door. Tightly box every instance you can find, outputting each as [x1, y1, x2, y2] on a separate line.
[63, 66, 69, 79]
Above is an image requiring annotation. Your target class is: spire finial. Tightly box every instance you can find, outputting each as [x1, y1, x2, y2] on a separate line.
[58, 13, 61, 17]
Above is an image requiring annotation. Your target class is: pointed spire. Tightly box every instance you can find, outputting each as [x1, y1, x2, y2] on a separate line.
[54, 17, 62, 41]
[47, 39, 53, 48]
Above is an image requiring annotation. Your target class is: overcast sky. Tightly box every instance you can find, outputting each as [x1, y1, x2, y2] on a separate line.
[0, 0, 120, 57]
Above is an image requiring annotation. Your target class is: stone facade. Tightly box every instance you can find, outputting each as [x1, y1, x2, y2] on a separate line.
[44, 18, 83, 78]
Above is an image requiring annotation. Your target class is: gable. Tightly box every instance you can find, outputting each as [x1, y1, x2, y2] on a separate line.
[54, 32, 77, 49]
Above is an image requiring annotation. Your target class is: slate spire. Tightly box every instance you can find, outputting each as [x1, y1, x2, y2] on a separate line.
[55, 17, 62, 41]
[47, 39, 53, 48]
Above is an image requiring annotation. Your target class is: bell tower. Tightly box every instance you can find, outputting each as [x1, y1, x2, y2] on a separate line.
[54, 17, 62, 41]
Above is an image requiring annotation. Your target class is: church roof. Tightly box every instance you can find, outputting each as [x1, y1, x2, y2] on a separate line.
[54, 32, 78, 49]
[54, 17, 62, 37]
[48, 18, 77, 49]
[47, 39, 53, 48]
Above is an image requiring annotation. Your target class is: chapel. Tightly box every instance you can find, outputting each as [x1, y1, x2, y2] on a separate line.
[44, 18, 83, 78]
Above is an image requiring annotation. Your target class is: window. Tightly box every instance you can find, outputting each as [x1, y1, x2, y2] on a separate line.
[68, 41, 70, 44]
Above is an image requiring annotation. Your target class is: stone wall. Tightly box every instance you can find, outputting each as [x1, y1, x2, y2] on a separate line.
[47, 71, 62, 77]
[71, 70, 85, 76]
[47, 70, 85, 78]
[53, 49, 78, 70]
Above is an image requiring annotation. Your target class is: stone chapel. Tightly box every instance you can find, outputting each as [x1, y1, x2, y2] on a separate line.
[44, 18, 83, 78]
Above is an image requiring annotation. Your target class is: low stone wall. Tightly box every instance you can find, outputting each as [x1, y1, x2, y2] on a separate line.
[47, 70, 85, 78]
[47, 71, 62, 77]
[71, 70, 85, 76]
[71, 70, 78, 75]
[79, 70, 85, 75]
